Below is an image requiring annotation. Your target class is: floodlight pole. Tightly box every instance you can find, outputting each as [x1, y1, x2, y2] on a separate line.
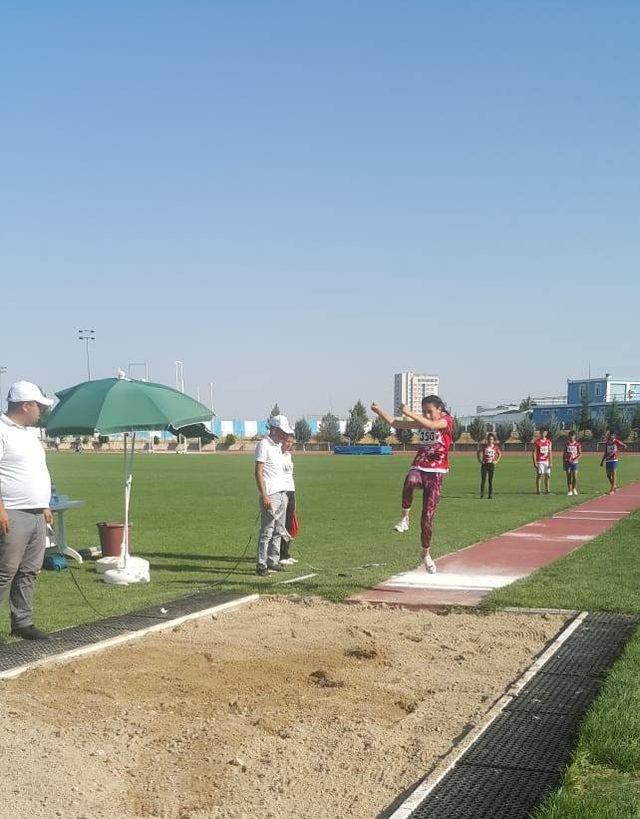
[78, 330, 96, 380]
[0, 366, 7, 413]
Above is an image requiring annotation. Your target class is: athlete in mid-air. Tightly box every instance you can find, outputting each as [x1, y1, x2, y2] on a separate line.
[371, 395, 454, 574]
[600, 430, 627, 494]
[563, 430, 582, 496]
[533, 428, 553, 495]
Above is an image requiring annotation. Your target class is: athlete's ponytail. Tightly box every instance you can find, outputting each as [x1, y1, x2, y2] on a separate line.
[422, 394, 449, 415]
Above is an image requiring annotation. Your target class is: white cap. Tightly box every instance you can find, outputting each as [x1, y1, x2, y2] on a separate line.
[268, 414, 294, 435]
[7, 380, 54, 407]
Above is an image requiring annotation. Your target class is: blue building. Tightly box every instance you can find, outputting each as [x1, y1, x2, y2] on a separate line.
[533, 376, 640, 428]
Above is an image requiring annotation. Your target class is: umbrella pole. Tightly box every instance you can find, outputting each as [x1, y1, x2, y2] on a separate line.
[121, 431, 135, 569]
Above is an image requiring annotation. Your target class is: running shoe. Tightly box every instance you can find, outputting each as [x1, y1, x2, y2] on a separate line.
[423, 554, 437, 574]
[267, 562, 288, 572]
[280, 557, 297, 565]
[394, 518, 410, 533]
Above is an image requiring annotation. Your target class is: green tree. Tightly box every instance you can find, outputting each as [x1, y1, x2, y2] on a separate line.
[344, 400, 368, 445]
[452, 416, 464, 445]
[395, 427, 414, 449]
[516, 417, 535, 450]
[545, 414, 561, 441]
[495, 423, 512, 449]
[269, 404, 281, 418]
[576, 391, 592, 435]
[631, 405, 640, 435]
[519, 396, 535, 412]
[605, 398, 623, 435]
[294, 418, 312, 451]
[590, 416, 607, 447]
[468, 417, 486, 444]
[370, 417, 391, 445]
[616, 415, 632, 442]
[317, 412, 342, 445]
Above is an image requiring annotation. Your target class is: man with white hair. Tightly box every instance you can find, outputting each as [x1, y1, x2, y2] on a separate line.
[0, 381, 55, 641]
[254, 414, 294, 576]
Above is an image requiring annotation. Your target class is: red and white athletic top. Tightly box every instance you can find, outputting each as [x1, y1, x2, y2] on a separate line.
[479, 443, 501, 464]
[411, 414, 454, 474]
[563, 441, 582, 463]
[604, 438, 623, 462]
[533, 438, 552, 463]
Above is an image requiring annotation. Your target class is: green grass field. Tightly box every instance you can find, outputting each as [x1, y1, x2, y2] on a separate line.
[3, 450, 640, 817]
[2, 450, 637, 636]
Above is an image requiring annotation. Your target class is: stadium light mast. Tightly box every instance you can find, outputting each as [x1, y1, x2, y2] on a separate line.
[175, 361, 185, 393]
[0, 366, 7, 413]
[78, 330, 96, 380]
[128, 361, 149, 381]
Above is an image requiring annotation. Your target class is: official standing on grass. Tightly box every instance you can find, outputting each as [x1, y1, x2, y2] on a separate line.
[254, 414, 295, 577]
[0, 381, 55, 641]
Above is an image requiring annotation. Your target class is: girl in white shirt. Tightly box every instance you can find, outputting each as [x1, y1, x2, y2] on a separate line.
[280, 434, 299, 564]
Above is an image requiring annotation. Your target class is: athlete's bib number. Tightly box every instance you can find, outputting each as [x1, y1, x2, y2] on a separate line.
[418, 430, 439, 444]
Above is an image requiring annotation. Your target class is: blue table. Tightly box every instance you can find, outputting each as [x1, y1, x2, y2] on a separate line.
[47, 497, 85, 564]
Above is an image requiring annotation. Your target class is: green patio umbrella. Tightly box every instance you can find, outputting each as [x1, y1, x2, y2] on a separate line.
[46, 376, 213, 581]
[46, 376, 212, 436]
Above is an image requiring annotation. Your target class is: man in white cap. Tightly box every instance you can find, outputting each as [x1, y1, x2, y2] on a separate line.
[0, 381, 55, 641]
[254, 414, 294, 576]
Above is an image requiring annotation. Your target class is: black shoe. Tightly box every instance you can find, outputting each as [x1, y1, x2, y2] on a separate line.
[256, 565, 269, 577]
[480, 493, 484, 499]
[11, 625, 50, 641]
[267, 562, 288, 572]
[488, 494, 493, 499]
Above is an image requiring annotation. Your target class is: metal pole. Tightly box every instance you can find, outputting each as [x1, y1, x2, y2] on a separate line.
[78, 330, 95, 380]
[0, 366, 6, 414]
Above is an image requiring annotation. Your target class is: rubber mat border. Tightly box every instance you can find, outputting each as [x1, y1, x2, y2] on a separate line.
[394, 612, 640, 819]
[0, 590, 252, 676]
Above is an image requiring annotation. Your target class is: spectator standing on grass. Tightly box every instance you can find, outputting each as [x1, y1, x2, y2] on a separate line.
[477, 432, 501, 499]
[600, 430, 627, 495]
[254, 415, 294, 576]
[0, 381, 55, 641]
[279, 433, 299, 565]
[563, 431, 582, 496]
[533, 428, 553, 495]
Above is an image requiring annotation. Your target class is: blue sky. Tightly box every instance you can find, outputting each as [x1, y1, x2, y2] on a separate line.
[2, 2, 638, 418]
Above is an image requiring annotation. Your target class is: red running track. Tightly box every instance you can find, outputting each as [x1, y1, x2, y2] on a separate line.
[349, 483, 640, 610]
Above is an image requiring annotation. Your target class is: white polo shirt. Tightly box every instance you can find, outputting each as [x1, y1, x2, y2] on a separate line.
[281, 451, 295, 492]
[255, 435, 288, 496]
[0, 414, 52, 509]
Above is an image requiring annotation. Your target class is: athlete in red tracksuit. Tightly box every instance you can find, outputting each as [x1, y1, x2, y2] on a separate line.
[371, 395, 453, 574]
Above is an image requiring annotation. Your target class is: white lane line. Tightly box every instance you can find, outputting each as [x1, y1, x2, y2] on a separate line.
[569, 509, 630, 515]
[382, 572, 522, 591]
[276, 573, 318, 585]
[0, 594, 259, 681]
[553, 516, 623, 522]
[388, 611, 589, 819]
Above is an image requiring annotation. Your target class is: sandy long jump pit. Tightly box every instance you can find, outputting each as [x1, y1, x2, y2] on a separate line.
[0, 598, 566, 819]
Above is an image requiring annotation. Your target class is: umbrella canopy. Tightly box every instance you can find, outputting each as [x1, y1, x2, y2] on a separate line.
[46, 377, 213, 436]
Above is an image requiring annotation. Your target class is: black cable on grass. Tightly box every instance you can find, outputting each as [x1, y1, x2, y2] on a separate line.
[64, 514, 260, 619]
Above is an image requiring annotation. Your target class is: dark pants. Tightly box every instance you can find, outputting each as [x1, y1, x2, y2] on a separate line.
[0, 509, 46, 629]
[280, 491, 296, 560]
[480, 464, 495, 496]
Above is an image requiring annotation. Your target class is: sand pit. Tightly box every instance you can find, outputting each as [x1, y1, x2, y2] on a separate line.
[0, 598, 566, 819]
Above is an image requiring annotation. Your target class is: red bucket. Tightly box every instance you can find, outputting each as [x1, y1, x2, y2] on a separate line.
[97, 522, 133, 558]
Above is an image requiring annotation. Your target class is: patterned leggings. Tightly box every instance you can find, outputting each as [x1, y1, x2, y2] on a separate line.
[401, 469, 443, 555]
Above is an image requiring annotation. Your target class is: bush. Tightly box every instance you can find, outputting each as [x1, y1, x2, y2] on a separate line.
[224, 434, 237, 446]
[98, 435, 110, 445]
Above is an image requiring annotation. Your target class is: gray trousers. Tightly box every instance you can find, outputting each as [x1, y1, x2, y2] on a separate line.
[0, 510, 46, 628]
[257, 492, 288, 568]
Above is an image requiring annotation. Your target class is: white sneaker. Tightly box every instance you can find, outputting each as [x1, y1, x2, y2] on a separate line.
[573, 489, 579, 496]
[394, 518, 410, 533]
[567, 491, 573, 496]
[280, 557, 297, 565]
[423, 554, 437, 574]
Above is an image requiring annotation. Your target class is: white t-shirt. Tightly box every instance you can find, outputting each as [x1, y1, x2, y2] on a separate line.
[281, 452, 295, 492]
[255, 435, 288, 496]
[0, 414, 52, 509]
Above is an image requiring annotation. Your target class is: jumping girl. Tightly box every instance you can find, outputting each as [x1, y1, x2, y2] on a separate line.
[477, 432, 501, 498]
[371, 396, 454, 574]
